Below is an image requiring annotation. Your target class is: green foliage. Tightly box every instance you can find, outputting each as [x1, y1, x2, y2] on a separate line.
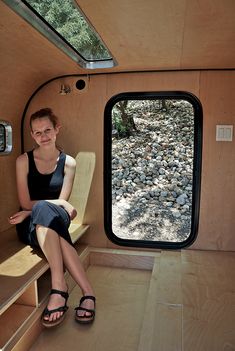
[112, 101, 137, 138]
[25, 0, 110, 60]
[112, 111, 128, 138]
[112, 99, 177, 139]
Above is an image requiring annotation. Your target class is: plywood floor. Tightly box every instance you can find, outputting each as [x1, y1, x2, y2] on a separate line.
[30, 265, 151, 351]
[29, 249, 235, 351]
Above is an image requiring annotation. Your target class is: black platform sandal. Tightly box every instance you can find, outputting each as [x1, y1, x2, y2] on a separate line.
[42, 289, 69, 328]
[75, 295, 96, 324]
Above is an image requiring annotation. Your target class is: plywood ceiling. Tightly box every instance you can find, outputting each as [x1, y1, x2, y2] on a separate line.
[77, 0, 235, 71]
[1, 0, 235, 86]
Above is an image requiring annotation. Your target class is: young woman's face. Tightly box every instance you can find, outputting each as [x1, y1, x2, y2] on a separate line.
[31, 117, 59, 147]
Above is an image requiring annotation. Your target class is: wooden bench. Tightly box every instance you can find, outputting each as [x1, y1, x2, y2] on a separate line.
[0, 151, 95, 351]
[68, 151, 96, 242]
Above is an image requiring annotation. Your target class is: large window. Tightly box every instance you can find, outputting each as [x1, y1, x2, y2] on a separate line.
[104, 92, 203, 249]
[4, 0, 115, 69]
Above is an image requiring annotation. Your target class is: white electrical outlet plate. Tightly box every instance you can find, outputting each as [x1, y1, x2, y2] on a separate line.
[216, 125, 233, 141]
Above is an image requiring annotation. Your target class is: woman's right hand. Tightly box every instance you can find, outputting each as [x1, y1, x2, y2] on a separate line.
[45, 199, 78, 220]
[62, 201, 77, 220]
[8, 210, 31, 224]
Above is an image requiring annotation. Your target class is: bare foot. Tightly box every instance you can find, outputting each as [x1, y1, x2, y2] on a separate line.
[43, 288, 68, 323]
[75, 295, 96, 323]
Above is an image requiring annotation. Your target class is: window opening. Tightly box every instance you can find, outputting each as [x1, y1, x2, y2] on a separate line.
[104, 92, 203, 249]
[0, 121, 13, 155]
[4, 0, 115, 69]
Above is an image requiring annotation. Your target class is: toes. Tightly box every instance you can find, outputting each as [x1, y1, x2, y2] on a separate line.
[52, 312, 62, 321]
[77, 311, 91, 318]
[44, 311, 63, 322]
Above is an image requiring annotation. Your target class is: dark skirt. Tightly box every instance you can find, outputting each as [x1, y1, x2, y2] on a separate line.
[16, 200, 73, 248]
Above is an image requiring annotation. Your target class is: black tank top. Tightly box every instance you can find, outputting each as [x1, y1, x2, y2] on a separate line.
[27, 150, 66, 200]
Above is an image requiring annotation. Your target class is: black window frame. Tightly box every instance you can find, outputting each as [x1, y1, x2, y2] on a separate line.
[0, 124, 6, 152]
[0, 121, 13, 155]
[104, 91, 203, 249]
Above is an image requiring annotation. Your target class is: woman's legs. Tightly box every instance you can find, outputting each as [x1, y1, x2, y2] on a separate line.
[59, 237, 94, 294]
[36, 225, 67, 323]
[36, 225, 95, 321]
[59, 237, 95, 318]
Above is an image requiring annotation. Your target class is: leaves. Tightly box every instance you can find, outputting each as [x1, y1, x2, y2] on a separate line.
[25, 0, 110, 60]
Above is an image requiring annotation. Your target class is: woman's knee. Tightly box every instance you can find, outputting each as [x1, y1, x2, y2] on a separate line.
[32, 200, 49, 215]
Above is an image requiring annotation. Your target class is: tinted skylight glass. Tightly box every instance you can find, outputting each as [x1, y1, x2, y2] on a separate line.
[23, 0, 112, 61]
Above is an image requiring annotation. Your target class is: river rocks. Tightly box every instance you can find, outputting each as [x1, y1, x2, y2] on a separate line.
[112, 100, 194, 242]
[176, 194, 188, 205]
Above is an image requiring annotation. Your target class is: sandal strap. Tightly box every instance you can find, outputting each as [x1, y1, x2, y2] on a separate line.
[75, 306, 95, 313]
[74, 295, 96, 317]
[79, 295, 96, 304]
[44, 305, 68, 317]
[75, 307, 95, 320]
[50, 289, 69, 300]
[43, 289, 69, 317]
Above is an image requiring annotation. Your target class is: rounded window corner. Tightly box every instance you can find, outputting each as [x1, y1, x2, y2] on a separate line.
[0, 121, 13, 155]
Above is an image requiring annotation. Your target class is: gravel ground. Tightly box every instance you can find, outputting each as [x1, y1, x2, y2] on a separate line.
[111, 100, 194, 243]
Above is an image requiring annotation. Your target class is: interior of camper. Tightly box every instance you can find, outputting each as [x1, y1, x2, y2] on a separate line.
[0, 0, 235, 350]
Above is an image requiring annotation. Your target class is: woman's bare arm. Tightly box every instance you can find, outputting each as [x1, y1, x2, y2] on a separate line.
[10, 153, 77, 222]
[59, 155, 76, 200]
[16, 153, 36, 210]
[44, 155, 77, 219]
[57, 154, 77, 219]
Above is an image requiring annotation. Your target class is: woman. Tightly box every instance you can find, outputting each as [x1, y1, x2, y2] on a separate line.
[9, 108, 95, 327]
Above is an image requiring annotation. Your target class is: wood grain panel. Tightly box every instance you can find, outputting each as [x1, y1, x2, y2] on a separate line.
[77, 0, 235, 70]
[77, 0, 186, 70]
[182, 250, 235, 351]
[0, 1, 81, 233]
[193, 71, 235, 250]
[89, 247, 156, 270]
[21, 70, 235, 251]
[181, 0, 235, 69]
[30, 265, 151, 351]
[138, 254, 182, 351]
[0, 304, 35, 349]
[16, 249, 235, 351]
[22, 71, 200, 248]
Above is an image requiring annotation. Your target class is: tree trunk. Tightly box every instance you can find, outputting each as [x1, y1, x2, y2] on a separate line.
[117, 101, 137, 136]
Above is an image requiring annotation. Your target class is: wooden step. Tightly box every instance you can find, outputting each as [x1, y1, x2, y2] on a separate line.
[138, 249, 235, 351]
[138, 251, 182, 351]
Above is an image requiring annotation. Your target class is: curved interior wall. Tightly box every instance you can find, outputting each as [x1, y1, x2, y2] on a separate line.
[21, 70, 235, 251]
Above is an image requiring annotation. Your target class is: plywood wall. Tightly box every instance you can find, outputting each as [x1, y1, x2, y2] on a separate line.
[1, 0, 234, 250]
[21, 70, 235, 251]
[195, 71, 235, 250]
[0, 1, 81, 233]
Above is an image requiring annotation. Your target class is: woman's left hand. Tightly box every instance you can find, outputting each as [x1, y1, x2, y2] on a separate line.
[8, 210, 31, 224]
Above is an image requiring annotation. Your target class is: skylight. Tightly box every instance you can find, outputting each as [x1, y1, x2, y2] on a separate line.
[4, 0, 115, 69]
